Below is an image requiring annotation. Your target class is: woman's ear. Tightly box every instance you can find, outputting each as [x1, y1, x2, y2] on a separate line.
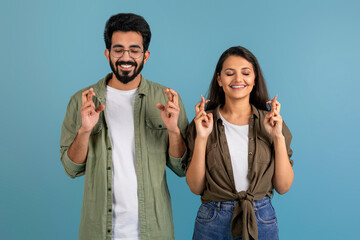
[217, 74, 222, 87]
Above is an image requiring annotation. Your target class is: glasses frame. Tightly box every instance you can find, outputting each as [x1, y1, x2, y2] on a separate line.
[110, 47, 144, 59]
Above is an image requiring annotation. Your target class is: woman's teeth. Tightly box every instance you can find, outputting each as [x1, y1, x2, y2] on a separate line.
[230, 85, 245, 88]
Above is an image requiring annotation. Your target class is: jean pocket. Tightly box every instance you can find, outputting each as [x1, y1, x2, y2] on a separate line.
[196, 203, 217, 223]
[255, 201, 277, 224]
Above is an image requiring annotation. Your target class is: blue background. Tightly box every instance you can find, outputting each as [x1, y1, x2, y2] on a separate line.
[1, 0, 359, 239]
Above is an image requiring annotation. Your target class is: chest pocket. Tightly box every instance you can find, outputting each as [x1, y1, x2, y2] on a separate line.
[255, 136, 272, 163]
[145, 117, 168, 152]
[90, 113, 105, 135]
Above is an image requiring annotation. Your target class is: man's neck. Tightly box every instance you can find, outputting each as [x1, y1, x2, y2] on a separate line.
[107, 74, 142, 90]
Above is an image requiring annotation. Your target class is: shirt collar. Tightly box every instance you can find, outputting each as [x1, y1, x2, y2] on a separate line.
[212, 104, 260, 123]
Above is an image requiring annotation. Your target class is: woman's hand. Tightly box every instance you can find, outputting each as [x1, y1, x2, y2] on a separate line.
[265, 95, 294, 194]
[194, 95, 213, 139]
[264, 95, 283, 139]
[186, 95, 212, 195]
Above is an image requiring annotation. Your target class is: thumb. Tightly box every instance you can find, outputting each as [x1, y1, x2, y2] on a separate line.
[95, 104, 105, 113]
[156, 103, 165, 111]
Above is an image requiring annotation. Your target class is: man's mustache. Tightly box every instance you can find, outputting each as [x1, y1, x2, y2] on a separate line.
[116, 61, 137, 67]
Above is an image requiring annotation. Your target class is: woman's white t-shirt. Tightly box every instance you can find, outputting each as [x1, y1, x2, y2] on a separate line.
[219, 113, 250, 192]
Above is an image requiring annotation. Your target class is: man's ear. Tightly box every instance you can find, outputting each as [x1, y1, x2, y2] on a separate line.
[105, 49, 110, 62]
[143, 50, 150, 64]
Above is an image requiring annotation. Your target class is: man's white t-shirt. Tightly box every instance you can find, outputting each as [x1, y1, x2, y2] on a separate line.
[106, 86, 140, 240]
[220, 113, 250, 192]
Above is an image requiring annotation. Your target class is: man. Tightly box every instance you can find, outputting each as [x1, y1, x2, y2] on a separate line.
[60, 13, 188, 240]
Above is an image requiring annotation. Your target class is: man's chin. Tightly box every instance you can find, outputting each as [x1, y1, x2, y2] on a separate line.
[114, 73, 137, 84]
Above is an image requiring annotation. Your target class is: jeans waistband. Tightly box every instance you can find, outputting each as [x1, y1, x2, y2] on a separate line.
[209, 196, 271, 210]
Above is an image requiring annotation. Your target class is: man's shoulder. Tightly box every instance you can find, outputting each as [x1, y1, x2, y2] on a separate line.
[142, 77, 184, 100]
[141, 77, 170, 102]
[144, 77, 168, 91]
[68, 77, 106, 103]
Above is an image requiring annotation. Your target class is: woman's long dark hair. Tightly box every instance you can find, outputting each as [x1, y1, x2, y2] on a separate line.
[206, 46, 269, 111]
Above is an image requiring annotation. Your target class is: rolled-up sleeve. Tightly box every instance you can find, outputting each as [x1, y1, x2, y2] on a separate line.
[182, 120, 196, 172]
[166, 94, 189, 177]
[282, 121, 294, 166]
[60, 95, 86, 178]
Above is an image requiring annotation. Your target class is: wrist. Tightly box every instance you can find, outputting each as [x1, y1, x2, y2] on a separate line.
[78, 126, 92, 135]
[273, 134, 285, 144]
[195, 135, 209, 144]
[168, 127, 181, 136]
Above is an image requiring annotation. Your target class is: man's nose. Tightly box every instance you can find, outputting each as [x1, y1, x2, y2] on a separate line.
[120, 50, 132, 60]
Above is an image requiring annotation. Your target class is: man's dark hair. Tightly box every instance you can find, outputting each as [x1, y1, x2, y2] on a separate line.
[104, 13, 151, 51]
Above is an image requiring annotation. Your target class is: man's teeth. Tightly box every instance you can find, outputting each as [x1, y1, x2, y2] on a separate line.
[231, 85, 245, 88]
[121, 64, 132, 68]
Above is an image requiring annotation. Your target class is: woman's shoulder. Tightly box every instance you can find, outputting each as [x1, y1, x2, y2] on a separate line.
[252, 105, 269, 120]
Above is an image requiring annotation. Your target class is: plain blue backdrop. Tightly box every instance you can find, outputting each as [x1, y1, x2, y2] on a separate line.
[1, 0, 359, 239]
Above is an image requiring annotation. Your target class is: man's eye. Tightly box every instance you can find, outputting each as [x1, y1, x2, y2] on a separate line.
[130, 49, 141, 54]
[114, 49, 124, 53]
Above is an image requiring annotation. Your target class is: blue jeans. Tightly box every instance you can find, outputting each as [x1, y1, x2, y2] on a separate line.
[193, 196, 279, 240]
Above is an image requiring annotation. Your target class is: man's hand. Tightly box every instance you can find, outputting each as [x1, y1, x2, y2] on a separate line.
[80, 88, 105, 134]
[156, 88, 181, 134]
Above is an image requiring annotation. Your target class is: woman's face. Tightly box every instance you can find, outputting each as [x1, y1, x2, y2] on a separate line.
[217, 55, 255, 102]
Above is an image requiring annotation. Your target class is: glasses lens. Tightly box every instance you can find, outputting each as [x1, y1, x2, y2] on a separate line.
[111, 48, 143, 58]
[111, 48, 123, 58]
[129, 48, 142, 58]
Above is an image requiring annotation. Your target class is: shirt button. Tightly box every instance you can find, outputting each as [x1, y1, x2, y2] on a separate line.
[249, 137, 254, 141]
[158, 124, 162, 128]
[107, 229, 111, 233]
[107, 147, 112, 150]
[108, 209, 112, 212]
[108, 188, 111, 191]
[107, 167, 111, 170]
[249, 152, 253, 155]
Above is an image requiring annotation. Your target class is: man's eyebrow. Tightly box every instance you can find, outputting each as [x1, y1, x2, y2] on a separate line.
[112, 44, 142, 49]
[129, 45, 142, 49]
[112, 44, 124, 48]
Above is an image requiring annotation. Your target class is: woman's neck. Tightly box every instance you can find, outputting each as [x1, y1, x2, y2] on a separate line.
[220, 98, 252, 125]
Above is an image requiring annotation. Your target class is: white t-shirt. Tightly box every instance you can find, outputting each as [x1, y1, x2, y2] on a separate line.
[220, 113, 250, 192]
[106, 86, 140, 240]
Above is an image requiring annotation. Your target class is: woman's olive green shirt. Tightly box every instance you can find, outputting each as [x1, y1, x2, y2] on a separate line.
[60, 74, 188, 240]
[184, 105, 293, 240]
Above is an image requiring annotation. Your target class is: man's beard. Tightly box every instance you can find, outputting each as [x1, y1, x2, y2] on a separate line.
[110, 59, 144, 84]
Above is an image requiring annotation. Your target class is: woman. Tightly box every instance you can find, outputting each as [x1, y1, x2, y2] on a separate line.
[184, 46, 294, 240]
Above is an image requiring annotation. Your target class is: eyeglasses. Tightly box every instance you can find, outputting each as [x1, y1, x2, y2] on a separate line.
[110, 47, 144, 59]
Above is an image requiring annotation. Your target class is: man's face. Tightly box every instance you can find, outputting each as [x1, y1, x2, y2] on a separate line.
[105, 31, 150, 84]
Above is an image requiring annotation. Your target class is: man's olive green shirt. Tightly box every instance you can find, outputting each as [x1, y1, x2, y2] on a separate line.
[60, 74, 188, 240]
